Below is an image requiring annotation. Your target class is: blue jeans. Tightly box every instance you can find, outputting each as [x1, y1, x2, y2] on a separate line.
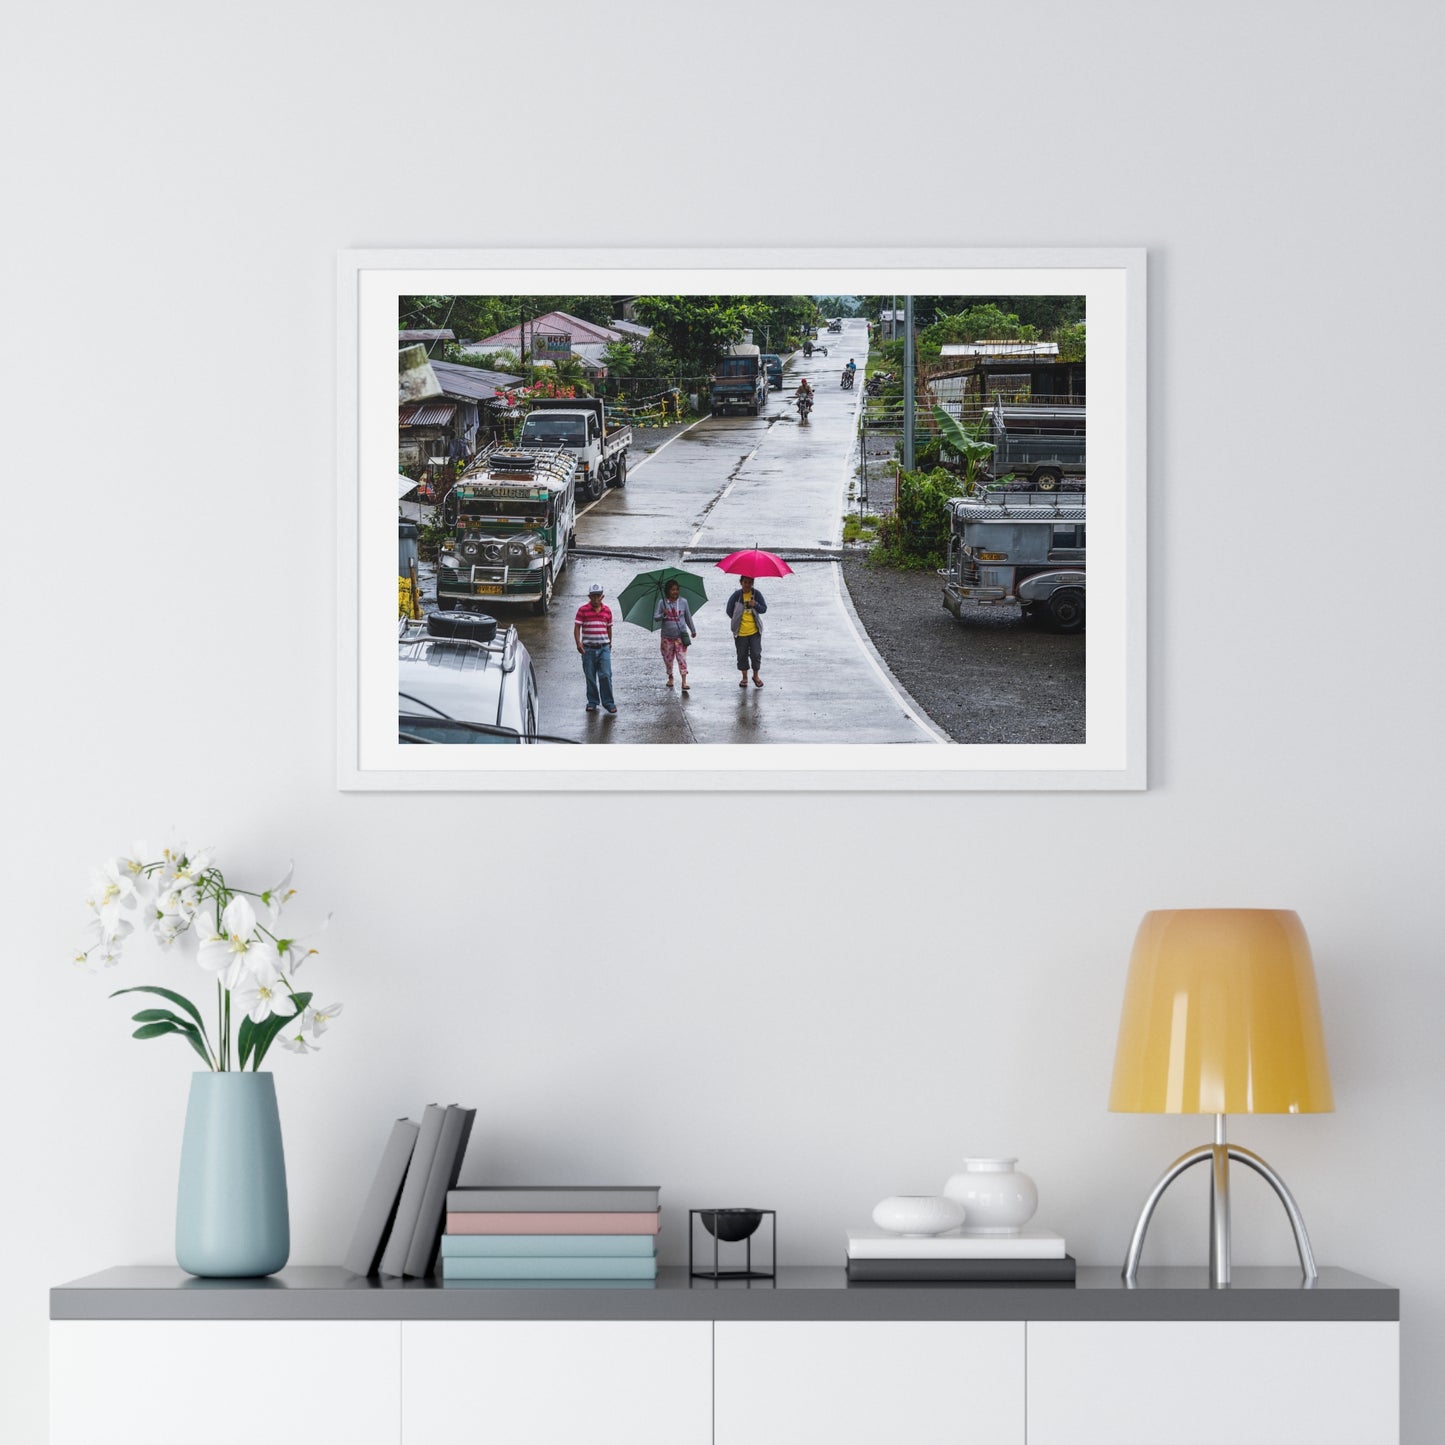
[582, 644, 615, 710]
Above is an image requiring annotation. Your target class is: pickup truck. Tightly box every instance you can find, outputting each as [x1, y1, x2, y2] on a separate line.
[517, 397, 631, 503]
[709, 344, 768, 416]
[762, 353, 784, 390]
[981, 400, 1086, 490]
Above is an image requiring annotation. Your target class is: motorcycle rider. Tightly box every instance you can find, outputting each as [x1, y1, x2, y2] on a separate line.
[803, 338, 814, 357]
[796, 377, 814, 418]
[841, 357, 857, 389]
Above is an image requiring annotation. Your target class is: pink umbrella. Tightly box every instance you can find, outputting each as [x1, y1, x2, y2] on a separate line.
[716, 548, 794, 578]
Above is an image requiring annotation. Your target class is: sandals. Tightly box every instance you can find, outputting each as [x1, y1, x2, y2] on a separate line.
[739, 678, 748, 688]
[753, 675, 764, 688]
[665, 677, 674, 687]
[681, 680, 690, 692]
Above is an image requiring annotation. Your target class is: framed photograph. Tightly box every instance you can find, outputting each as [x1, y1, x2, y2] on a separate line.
[339, 247, 1145, 791]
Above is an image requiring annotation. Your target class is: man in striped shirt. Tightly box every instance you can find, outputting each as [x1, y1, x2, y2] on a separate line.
[573, 582, 617, 714]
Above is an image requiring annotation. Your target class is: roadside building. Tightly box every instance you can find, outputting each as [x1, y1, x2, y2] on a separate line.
[929, 341, 1084, 419]
[398, 359, 518, 473]
[463, 310, 648, 374]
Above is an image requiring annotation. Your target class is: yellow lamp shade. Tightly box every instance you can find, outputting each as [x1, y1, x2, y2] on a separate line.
[1109, 909, 1334, 1115]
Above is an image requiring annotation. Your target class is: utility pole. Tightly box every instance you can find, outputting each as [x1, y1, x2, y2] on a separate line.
[902, 295, 915, 471]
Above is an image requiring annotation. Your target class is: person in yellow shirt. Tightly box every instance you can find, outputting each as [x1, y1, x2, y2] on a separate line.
[726, 576, 768, 688]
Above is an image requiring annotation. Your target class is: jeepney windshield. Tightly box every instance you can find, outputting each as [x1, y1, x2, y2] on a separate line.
[458, 497, 550, 521]
[520, 414, 586, 446]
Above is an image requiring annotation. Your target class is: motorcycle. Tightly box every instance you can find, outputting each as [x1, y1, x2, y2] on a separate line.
[796, 391, 814, 423]
[840, 369, 856, 389]
[865, 370, 894, 397]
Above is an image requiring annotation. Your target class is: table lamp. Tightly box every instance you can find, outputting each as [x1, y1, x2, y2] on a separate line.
[1109, 909, 1333, 1287]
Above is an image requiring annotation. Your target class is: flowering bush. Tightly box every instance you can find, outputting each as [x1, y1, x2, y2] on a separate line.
[78, 843, 340, 1071]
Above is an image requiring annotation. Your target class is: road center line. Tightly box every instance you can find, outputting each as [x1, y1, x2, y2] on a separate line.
[685, 424, 774, 549]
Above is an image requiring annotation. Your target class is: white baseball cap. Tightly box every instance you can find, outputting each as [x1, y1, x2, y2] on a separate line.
[588, 582, 604, 594]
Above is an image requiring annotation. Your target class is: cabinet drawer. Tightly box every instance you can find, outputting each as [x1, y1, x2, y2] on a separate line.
[401, 1319, 711, 1445]
[1027, 1321, 1399, 1445]
[51, 1321, 400, 1445]
[715, 1320, 1025, 1445]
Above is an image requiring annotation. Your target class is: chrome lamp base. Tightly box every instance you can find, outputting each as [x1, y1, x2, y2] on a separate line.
[1122, 1115, 1319, 1288]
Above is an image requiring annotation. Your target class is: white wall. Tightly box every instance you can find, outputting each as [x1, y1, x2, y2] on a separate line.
[2, 1, 1442, 1440]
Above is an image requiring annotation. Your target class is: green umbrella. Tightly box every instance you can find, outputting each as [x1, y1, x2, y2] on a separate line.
[617, 566, 709, 630]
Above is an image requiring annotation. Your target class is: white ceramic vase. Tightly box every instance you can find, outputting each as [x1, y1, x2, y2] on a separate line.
[943, 1158, 1038, 1235]
[871, 1195, 967, 1237]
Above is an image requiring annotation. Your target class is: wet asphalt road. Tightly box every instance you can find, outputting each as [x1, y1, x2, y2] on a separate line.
[505, 320, 941, 745]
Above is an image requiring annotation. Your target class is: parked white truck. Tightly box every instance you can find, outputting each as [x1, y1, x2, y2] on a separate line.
[517, 397, 632, 503]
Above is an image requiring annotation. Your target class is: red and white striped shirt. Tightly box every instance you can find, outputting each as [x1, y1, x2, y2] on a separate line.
[574, 602, 613, 644]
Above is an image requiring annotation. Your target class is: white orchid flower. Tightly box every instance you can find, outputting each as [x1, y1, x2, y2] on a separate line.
[195, 896, 262, 990]
[116, 845, 155, 900]
[261, 863, 297, 923]
[234, 977, 296, 1023]
[87, 860, 139, 931]
[266, 914, 331, 976]
[96, 938, 127, 967]
[274, 1018, 320, 1054]
[305, 1001, 343, 1036]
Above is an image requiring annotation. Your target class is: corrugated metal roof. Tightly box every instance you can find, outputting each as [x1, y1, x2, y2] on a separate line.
[608, 319, 652, 339]
[399, 329, 455, 342]
[399, 401, 457, 427]
[940, 342, 1060, 358]
[429, 360, 516, 401]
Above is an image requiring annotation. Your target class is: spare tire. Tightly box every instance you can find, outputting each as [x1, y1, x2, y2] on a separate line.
[428, 611, 498, 642]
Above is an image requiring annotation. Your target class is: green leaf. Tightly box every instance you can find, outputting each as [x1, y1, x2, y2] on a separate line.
[239, 1015, 256, 1070]
[177, 1027, 214, 1067]
[132, 1021, 181, 1040]
[111, 986, 209, 1038]
[131, 1010, 215, 1068]
[249, 992, 311, 1071]
[932, 406, 994, 465]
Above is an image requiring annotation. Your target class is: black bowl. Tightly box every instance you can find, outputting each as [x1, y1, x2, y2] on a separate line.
[699, 1208, 763, 1243]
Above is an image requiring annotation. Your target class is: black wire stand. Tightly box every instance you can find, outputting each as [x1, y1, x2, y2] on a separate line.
[689, 1209, 776, 1282]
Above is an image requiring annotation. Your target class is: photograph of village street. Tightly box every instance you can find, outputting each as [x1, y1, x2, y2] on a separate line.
[396, 294, 1086, 747]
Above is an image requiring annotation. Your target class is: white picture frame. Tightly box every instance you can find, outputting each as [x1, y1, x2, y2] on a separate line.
[339, 247, 1146, 791]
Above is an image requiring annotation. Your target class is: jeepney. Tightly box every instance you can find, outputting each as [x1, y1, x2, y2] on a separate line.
[436, 444, 577, 616]
[940, 487, 1086, 633]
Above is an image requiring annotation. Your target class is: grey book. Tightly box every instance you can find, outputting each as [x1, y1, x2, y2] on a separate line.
[446, 1186, 661, 1213]
[379, 1104, 444, 1277]
[404, 1105, 477, 1278]
[342, 1118, 419, 1276]
[845, 1254, 1077, 1283]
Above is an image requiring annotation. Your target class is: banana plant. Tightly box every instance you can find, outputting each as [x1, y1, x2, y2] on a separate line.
[932, 406, 995, 493]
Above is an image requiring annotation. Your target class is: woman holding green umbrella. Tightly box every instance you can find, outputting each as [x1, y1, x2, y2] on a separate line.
[654, 578, 698, 690]
[617, 566, 708, 693]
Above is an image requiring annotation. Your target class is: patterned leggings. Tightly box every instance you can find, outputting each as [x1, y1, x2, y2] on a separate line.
[661, 636, 689, 676]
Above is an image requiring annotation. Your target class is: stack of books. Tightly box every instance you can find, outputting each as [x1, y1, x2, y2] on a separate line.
[845, 1227, 1076, 1283]
[343, 1104, 478, 1279]
[440, 1186, 662, 1281]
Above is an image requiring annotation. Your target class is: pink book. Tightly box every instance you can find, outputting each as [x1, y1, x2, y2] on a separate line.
[446, 1210, 661, 1235]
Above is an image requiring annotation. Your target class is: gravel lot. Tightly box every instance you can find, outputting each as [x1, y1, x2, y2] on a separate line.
[840, 554, 1085, 744]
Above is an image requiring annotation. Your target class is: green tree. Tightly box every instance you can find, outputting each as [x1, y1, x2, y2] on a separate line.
[1057, 322, 1086, 363]
[601, 338, 637, 376]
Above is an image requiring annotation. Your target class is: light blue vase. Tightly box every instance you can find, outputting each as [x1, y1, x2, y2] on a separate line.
[176, 1071, 290, 1277]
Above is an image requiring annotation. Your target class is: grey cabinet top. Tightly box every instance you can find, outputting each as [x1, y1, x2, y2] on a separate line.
[51, 1265, 1397, 1323]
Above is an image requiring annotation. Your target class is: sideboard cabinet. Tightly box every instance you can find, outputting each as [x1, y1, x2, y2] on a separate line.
[51, 1266, 1399, 1445]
